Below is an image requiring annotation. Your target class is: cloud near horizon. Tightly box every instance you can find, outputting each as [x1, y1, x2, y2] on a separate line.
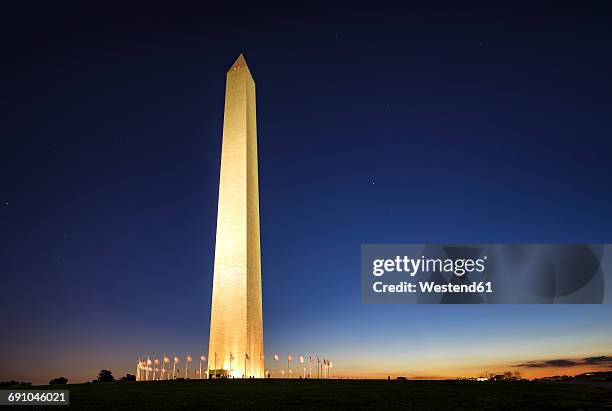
[515, 356, 612, 369]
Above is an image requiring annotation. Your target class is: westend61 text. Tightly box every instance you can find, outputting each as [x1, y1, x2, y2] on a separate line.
[372, 281, 493, 294]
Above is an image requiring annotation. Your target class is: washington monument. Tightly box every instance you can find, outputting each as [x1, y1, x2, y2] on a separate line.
[208, 54, 264, 378]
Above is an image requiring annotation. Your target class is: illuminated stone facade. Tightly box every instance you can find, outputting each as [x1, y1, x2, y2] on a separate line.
[208, 54, 264, 378]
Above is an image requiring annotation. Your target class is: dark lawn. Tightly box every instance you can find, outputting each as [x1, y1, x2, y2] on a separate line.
[20, 379, 612, 410]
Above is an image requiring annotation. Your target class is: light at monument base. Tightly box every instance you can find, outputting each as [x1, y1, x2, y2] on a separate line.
[222, 362, 245, 378]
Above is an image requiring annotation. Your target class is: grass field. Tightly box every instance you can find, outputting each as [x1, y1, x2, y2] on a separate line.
[19, 379, 612, 410]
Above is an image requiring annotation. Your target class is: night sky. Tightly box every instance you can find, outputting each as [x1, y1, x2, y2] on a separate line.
[2, 3, 612, 383]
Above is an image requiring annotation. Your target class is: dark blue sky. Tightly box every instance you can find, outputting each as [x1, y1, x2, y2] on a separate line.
[2, 3, 611, 383]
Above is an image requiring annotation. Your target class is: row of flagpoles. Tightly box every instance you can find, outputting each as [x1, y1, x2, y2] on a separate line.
[136, 353, 333, 381]
[275, 354, 333, 379]
[136, 354, 205, 381]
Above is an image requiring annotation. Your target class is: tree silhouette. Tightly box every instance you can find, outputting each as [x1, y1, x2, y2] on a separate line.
[120, 374, 136, 381]
[49, 377, 68, 385]
[97, 370, 115, 382]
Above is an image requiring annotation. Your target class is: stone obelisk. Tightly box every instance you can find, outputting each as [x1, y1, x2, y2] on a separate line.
[208, 54, 264, 378]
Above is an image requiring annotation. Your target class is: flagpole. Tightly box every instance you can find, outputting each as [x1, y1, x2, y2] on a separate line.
[185, 354, 192, 379]
[200, 354, 206, 379]
[287, 355, 292, 378]
[146, 356, 150, 381]
[273, 354, 279, 378]
[161, 354, 165, 379]
[308, 355, 311, 379]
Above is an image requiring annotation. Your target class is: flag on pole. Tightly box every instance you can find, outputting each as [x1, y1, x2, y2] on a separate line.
[245, 353, 249, 359]
[201, 354, 206, 361]
[230, 353, 234, 360]
[164, 356, 170, 364]
[299, 356, 304, 364]
[274, 354, 279, 361]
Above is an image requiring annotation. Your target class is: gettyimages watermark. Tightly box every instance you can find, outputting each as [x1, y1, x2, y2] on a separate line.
[361, 244, 612, 304]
